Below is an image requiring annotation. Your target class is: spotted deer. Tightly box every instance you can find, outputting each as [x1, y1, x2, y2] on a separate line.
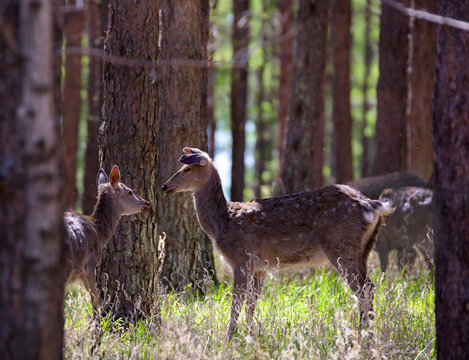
[161, 148, 394, 340]
[64, 165, 150, 313]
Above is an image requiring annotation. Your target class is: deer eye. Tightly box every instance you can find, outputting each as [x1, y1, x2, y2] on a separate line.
[128, 190, 133, 196]
[183, 167, 191, 173]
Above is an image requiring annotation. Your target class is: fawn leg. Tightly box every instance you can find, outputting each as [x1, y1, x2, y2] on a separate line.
[227, 268, 247, 341]
[245, 272, 264, 331]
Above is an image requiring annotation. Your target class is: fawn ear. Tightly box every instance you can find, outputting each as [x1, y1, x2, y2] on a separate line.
[179, 153, 208, 166]
[109, 165, 120, 189]
[97, 169, 108, 189]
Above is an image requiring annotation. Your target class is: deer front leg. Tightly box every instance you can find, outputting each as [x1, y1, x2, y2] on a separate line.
[227, 268, 247, 341]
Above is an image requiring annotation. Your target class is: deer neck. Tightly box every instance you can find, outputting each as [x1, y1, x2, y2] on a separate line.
[91, 194, 122, 246]
[192, 168, 229, 239]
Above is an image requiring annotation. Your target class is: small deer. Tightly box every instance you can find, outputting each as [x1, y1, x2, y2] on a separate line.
[161, 147, 394, 340]
[64, 165, 150, 313]
[376, 187, 433, 271]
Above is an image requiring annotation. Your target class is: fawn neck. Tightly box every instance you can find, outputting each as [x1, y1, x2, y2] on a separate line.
[192, 168, 229, 239]
[91, 191, 122, 244]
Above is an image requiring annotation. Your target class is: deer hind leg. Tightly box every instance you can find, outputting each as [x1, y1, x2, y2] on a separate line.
[227, 268, 248, 341]
[322, 241, 375, 326]
[245, 272, 264, 333]
[81, 273, 100, 317]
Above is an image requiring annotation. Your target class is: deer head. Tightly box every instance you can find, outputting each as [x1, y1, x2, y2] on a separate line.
[161, 147, 213, 195]
[97, 165, 150, 216]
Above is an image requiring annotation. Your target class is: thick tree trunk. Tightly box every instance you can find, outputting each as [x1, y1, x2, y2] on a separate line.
[82, 0, 108, 215]
[331, 0, 353, 183]
[433, 1, 469, 357]
[63, 0, 84, 208]
[277, 0, 293, 164]
[280, 0, 329, 193]
[360, 0, 371, 178]
[97, 0, 160, 319]
[406, 0, 436, 182]
[156, 0, 216, 291]
[230, 0, 249, 201]
[0, 0, 65, 358]
[373, 1, 408, 175]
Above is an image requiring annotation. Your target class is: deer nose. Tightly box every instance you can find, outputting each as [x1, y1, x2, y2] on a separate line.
[161, 184, 168, 192]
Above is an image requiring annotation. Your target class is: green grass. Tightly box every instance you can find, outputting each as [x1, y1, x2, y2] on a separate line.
[64, 262, 435, 359]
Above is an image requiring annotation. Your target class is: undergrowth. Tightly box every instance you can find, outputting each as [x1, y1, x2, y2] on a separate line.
[64, 258, 435, 359]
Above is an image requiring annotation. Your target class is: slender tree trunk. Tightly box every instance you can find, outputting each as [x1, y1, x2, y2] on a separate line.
[156, 0, 216, 291]
[254, 65, 266, 199]
[0, 0, 65, 358]
[207, 61, 216, 159]
[277, 0, 293, 164]
[230, 0, 249, 201]
[97, 0, 160, 319]
[331, 0, 353, 183]
[406, 0, 436, 182]
[207, 9, 216, 160]
[360, 0, 371, 178]
[280, 0, 329, 193]
[63, 0, 84, 208]
[82, 0, 108, 215]
[433, 1, 469, 357]
[373, 1, 408, 175]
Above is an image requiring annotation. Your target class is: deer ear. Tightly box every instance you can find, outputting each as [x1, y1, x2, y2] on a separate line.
[97, 169, 108, 189]
[183, 147, 202, 154]
[109, 165, 120, 189]
[179, 153, 208, 166]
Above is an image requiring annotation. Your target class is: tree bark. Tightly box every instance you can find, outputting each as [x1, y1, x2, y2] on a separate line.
[433, 1, 469, 357]
[63, 0, 84, 208]
[0, 0, 65, 358]
[406, 0, 436, 182]
[280, 0, 329, 193]
[82, 0, 108, 215]
[97, 0, 160, 319]
[331, 0, 353, 183]
[230, 0, 249, 201]
[373, 1, 408, 175]
[156, 0, 216, 292]
[277, 0, 293, 164]
[360, 0, 371, 178]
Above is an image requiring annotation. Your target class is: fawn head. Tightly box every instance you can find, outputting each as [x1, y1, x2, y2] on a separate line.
[161, 147, 212, 195]
[97, 165, 150, 216]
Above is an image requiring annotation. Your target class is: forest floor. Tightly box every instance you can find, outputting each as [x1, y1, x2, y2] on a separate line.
[63, 253, 435, 359]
